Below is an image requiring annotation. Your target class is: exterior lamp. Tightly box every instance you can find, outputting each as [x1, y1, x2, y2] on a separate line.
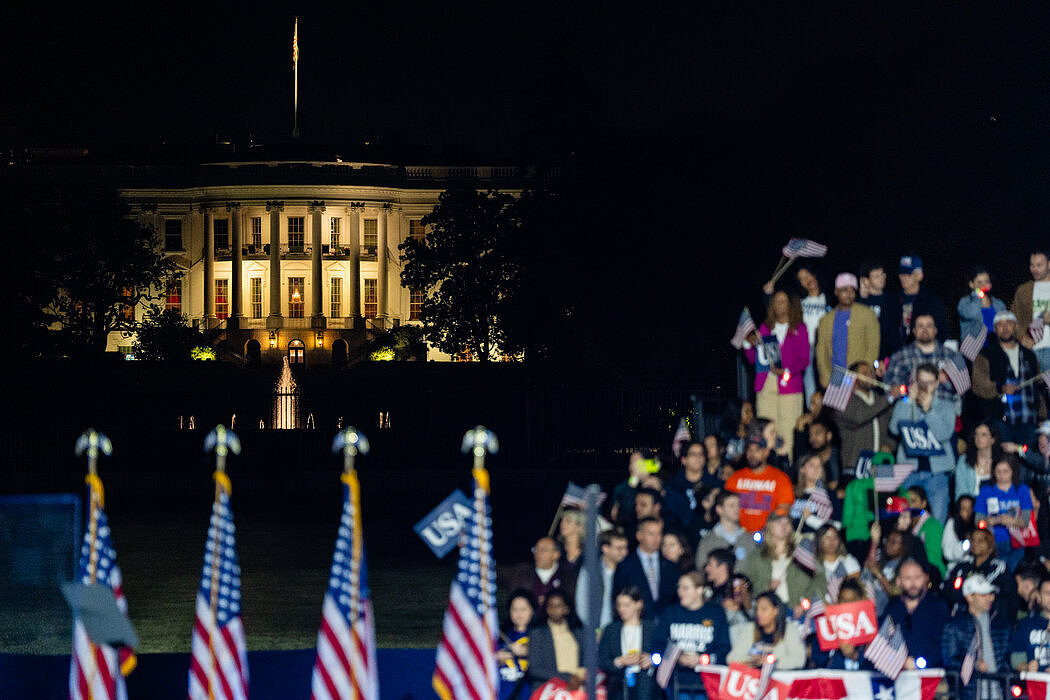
[269, 331, 277, 348]
[315, 331, 324, 347]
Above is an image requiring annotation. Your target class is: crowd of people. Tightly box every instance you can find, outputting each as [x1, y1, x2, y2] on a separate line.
[493, 251, 1050, 700]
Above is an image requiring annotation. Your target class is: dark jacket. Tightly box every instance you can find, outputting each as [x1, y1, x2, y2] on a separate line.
[972, 339, 1045, 424]
[895, 287, 948, 350]
[598, 619, 658, 700]
[506, 562, 577, 614]
[613, 552, 680, 620]
[526, 623, 586, 684]
[832, 389, 894, 479]
[942, 555, 1016, 621]
[942, 610, 1011, 700]
[883, 593, 950, 667]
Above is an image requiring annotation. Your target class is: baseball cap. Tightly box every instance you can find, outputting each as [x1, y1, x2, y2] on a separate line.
[747, 434, 768, 449]
[962, 574, 998, 596]
[1037, 420, 1050, 437]
[993, 310, 1018, 325]
[899, 256, 923, 274]
[835, 273, 859, 290]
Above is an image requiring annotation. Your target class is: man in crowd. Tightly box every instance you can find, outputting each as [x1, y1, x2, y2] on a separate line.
[575, 530, 629, 631]
[664, 440, 708, 531]
[943, 528, 1015, 620]
[883, 313, 968, 412]
[859, 259, 901, 358]
[1012, 574, 1050, 671]
[703, 548, 736, 603]
[695, 491, 755, 582]
[815, 272, 880, 388]
[832, 360, 895, 479]
[1012, 249, 1050, 371]
[889, 363, 956, 522]
[942, 574, 1011, 700]
[1014, 563, 1044, 622]
[507, 536, 577, 611]
[613, 516, 680, 619]
[884, 558, 950, 669]
[724, 433, 794, 532]
[895, 255, 948, 351]
[972, 310, 1045, 446]
[804, 419, 843, 489]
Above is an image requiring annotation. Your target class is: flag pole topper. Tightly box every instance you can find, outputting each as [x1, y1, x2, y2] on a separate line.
[461, 426, 498, 486]
[204, 425, 240, 491]
[332, 427, 370, 474]
[75, 429, 113, 478]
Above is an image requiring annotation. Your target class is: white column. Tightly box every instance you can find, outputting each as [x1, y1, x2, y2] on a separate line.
[346, 204, 362, 327]
[228, 202, 243, 327]
[310, 201, 325, 328]
[266, 200, 283, 328]
[201, 204, 215, 325]
[377, 204, 389, 325]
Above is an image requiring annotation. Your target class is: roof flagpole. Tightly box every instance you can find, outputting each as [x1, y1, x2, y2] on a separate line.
[292, 17, 300, 139]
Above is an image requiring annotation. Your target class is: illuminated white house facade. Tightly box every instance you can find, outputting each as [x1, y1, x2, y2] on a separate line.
[118, 160, 535, 365]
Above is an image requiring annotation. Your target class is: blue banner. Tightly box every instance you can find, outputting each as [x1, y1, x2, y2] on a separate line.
[413, 489, 473, 558]
[897, 420, 945, 458]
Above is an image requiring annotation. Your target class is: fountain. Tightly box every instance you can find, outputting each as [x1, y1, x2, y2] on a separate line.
[272, 357, 301, 429]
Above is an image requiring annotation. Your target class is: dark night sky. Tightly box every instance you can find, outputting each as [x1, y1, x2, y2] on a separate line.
[5, 4, 1050, 382]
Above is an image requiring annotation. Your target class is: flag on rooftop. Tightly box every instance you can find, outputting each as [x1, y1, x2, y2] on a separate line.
[730, 307, 756, 349]
[311, 468, 379, 700]
[433, 453, 498, 700]
[822, 367, 856, 411]
[782, 238, 829, 259]
[292, 17, 299, 64]
[874, 462, 915, 492]
[960, 325, 987, 361]
[943, 357, 971, 394]
[864, 617, 907, 680]
[561, 481, 607, 509]
[672, 418, 691, 459]
[188, 472, 248, 700]
[69, 473, 137, 700]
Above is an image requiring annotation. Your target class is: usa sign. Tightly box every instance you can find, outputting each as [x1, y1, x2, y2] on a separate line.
[815, 599, 878, 651]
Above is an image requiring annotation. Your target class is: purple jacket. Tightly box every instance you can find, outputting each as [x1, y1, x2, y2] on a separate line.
[744, 323, 810, 395]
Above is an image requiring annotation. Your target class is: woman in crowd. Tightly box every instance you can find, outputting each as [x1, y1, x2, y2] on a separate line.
[526, 590, 586, 688]
[598, 586, 657, 700]
[815, 524, 860, 590]
[737, 508, 826, 612]
[688, 484, 722, 544]
[744, 291, 810, 458]
[793, 453, 840, 533]
[652, 572, 732, 698]
[497, 590, 537, 700]
[809, 580, 875, 670]
[723, 400, 755, 463]
[557, 508, 584, 570]
[662, 530, 696, 574]
[703, 434, 732, 485]
[793, 389, 826, 463]
[728, 591, 805, 670]
[866, 523, 929, 598]
[795, 265, 831, 404]
[903, 485, 945, 577]
[957, 266, 1006, 344]
[941, 495, 976, 569]
[975, 455, 1032, 573]
[956, 422, 1003, 499]
[752, 417, 791, 472]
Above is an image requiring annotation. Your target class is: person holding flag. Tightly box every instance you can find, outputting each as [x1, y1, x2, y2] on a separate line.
[650, 572, 731, 697]
[1012, 574, 1050, 673]
[973, 309, 1045, 449]
[942, 573, 1011, 700]
[815, 272, 880, 389]
[958, 267, 1005, 354]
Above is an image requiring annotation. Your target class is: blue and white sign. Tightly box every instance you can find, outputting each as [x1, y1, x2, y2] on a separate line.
[413, 489, 473, 558]
[898, 420, 944, 458]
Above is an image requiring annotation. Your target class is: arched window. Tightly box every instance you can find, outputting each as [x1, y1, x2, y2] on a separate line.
[244, 339, 261, 368]
[331, 339, 348, 368]
[288, 339, 305, 364]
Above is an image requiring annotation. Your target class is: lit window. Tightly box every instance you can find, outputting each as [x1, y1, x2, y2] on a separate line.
[330, 277, 342, 318]
[251, 217, 263, 249]
[363, 219, 377, 249]
[250, 278, 263, 318]
[410, 288, 423, 321]
[166, 278, 182, 313]
[121, 286, 135, 322]
[288, 217, 305, 250]
[214, 219, 229, 251]
[363, 279, 377, 318]
[288, 339, 305, 364]
[164, 219, 183, 251]
[409, 218, 425, 242]
[288, 277, 305, 318]
[215, 279, 229, 320]
[330, 217, 341, 249]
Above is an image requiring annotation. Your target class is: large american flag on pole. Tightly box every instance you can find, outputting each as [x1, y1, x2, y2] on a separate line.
[311, 470, 379, 700]
[433, 467, 498, 700]
[782, 238, 829, 259]
[189, 473, 248, 700]
[69, 475, 136, 700]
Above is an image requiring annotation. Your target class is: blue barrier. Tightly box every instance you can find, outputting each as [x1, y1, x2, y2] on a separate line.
[1, 648, 438, 700]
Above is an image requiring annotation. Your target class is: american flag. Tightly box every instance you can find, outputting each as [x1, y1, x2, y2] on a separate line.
[730, 307, 756, 349]
[863, 618, 907, 680]
[960, 629, 981, 686]
[1032, 317, 1046, 344]
[793, 536, 817, 573]
[292, 18, 299, 64]
[825, 561, 848, 603]
[69, 476, 136, 700]
[1042, 369, 1050, 394]
[799, 598, 826, 639]
[808, 482, 834, 522]
[943, 357, 971, 394]
[822, 367, 856, 411]
[782, 238, 829, 259]
[561, 481, 607, 508]
[654, 641, 682, 689]
[311, 470, 379, 700]
[672, 418, 691, 459]
[960, 325, 988, 362]
[189, 474, 248, 700]
[874, 462, 915, 492]
[433, 467, 498, 700]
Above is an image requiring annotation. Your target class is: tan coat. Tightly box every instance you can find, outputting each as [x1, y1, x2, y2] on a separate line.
[815, 303, 881, 387]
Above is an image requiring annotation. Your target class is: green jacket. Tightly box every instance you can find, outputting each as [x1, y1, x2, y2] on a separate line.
[737, 548, 827, 608]
[915, 514, 945, 576]
[843, 478, 876, 542]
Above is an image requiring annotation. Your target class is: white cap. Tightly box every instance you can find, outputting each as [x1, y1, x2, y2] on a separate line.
[962, 574, 998, 596]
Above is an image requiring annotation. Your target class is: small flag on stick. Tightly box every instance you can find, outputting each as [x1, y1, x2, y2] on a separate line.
[782, 238, 829, 259]
[793, 536, 817, 573]
[561, 481, 607, 509]
[822, 367, 856, 411]
[874, 462, 916, 492]
[672, 418, 691, 459]
[864, 617, 908, 680]
[654, 642, 682, 689]
[960, 630, 981, 686]
[808, 481, 834, 522]
[960, 325, 987, 361]
[943, 357, 971, 394]
[730, 307, 756, 349]
[1031, 317, 1046, 344]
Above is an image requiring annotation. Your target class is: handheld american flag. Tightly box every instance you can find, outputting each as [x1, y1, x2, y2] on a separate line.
[672, 418, 691, 459]
[1042, 369, 1050, 394]
[730, 307, 756, 349]
[942, 357, 971, 394]
[874, 462, 915, 492]
[561, 481, 607, 508]
[782, 238, 829, 259]
[1032, 317, 1046, 344]
[863, 617, 908, 680]
[69, 430, 137, 700]
[822, 367, 856, 411]
[960, 629, 981, 686]
[654, 641, 682, 689]
[808, 481, 834, 522]
[793, 536, 817, 573]
[190, 426, 248, 700]
[825, 561, 848, 603]
[312, 428, 378, 700]
[799, 598, 826, 639]
[433, 427, 499, 700]
[960, 325, 987, 361]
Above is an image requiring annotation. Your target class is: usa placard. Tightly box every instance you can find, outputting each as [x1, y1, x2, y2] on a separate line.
[413, 489, 473, 558]
[815, 600, 878, 651]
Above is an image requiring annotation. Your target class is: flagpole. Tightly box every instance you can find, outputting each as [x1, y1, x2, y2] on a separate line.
[334, 428, 370, 621]
[462, 426, 499, 699]
[770, 256, 796, 284]
[292, 17, 300, 140]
